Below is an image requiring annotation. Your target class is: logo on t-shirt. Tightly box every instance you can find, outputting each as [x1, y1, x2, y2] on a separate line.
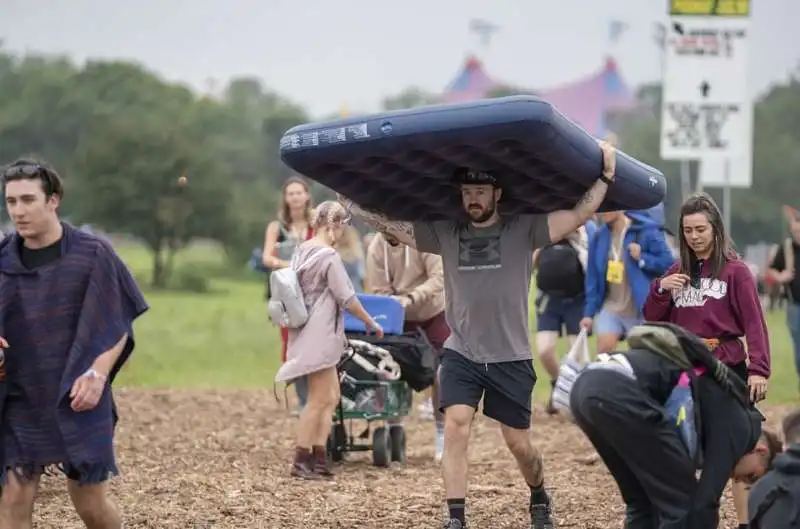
[672, 278, 728, 308]
[458, 229, 502, 271]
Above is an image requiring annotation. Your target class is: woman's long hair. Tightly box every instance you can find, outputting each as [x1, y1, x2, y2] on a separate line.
[677, 192, 737, 278]
[336, 226, 364, 264]
[277, 176, 313, 227]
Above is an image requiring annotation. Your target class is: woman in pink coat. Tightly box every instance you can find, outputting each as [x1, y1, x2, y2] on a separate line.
[275, 201, 383, 479]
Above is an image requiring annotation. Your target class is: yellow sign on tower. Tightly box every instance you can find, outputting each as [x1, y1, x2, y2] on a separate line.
[669, 0, 750, 16]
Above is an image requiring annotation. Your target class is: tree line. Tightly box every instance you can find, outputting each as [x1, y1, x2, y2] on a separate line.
[1, 45, 798, 288]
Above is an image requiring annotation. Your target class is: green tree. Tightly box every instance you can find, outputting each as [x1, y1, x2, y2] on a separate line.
[70, 116, 232, 287]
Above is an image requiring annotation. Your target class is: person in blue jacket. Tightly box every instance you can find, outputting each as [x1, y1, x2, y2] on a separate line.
[580, 207, 675, 354]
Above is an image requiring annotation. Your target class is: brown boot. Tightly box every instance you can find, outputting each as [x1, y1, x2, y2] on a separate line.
[290, 447, 319, 480]
[312, 445, 334, 478]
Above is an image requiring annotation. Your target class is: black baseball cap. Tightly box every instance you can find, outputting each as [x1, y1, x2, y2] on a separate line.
[452, 167, 498, 187]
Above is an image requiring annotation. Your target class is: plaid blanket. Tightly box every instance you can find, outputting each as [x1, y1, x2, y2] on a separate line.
[0, 223, 148, 483]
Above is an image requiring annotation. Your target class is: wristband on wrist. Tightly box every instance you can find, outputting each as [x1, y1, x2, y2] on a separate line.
[599, 174, 614, 185]
[83, 367, 108, 382]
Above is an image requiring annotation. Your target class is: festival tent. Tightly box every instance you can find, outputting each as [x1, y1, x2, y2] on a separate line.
[539, 57, 635, 138]
[441, 56, 635, 138]
[442, 56, 499, 103]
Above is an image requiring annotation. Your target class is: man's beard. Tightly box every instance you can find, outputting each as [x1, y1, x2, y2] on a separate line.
[467, 201, 496, 223]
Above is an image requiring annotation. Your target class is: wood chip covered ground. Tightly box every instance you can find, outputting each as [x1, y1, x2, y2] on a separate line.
[31, 389, 790, 529]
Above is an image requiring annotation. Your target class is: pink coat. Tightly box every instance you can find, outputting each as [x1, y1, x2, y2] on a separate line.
[274, 242, 356, 383]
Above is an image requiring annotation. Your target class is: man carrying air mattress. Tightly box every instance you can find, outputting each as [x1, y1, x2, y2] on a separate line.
[340, 140, 618, 529]
[564, 322, 781, 529]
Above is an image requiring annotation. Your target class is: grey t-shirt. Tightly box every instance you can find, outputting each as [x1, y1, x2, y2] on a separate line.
[413, 215, 550, 363]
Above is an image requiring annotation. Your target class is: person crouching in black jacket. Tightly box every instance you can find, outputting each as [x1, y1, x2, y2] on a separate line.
[749, 408, 800, 528]
[568, 332, 781, 529]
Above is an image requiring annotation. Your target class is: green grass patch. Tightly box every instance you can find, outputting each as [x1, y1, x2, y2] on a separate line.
[116, 244, 800, 403]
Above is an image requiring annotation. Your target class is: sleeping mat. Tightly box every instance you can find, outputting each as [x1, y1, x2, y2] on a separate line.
[279, 96, 666, 221]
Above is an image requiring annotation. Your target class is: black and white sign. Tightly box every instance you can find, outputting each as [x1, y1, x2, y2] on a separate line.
[660, 16, 751, 160]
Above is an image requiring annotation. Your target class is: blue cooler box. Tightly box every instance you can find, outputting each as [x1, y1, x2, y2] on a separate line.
[344, 294, 405, 335]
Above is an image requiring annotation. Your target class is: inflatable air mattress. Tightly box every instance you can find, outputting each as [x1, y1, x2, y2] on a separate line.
[280, 96, 666, 221]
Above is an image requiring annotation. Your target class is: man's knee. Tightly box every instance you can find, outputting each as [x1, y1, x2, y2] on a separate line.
[444, 405, 474, 440]
[0, 473, 39, 521]
[68, 480, 117, 527]
[500, 425, 533, 456]
[535, 332, 557, 357]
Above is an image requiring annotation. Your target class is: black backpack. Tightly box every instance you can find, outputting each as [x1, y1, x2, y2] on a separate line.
[536, 241, 585, 297]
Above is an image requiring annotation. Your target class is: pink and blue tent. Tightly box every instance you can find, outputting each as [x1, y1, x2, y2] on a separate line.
[442, 56, 498, 103]
[441, 56, 634, 138]
[539, 57, 634, 138]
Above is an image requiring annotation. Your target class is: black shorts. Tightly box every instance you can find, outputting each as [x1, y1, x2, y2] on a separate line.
[536, 293, 584, 336]
[438, 348, 536, 430]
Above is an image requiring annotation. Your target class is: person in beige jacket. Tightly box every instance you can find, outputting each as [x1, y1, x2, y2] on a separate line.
[366, 232, 450, 462]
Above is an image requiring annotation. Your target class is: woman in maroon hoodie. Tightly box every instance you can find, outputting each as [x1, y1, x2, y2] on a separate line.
[643, 192, 770, 529]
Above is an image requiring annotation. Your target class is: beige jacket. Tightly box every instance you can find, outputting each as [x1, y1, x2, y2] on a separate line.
[366, 233, 445, 323]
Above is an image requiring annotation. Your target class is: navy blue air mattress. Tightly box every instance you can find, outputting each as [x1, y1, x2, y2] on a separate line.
[279, 96, 666, 221]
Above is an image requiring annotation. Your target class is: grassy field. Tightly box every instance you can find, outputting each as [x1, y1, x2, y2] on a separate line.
[115, 244, 800, 403]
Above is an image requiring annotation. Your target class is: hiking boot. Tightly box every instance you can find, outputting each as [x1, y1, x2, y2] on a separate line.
[312, 445, 334, 478]
[290, 447, 320, 480]
[530, 492, 555, 529]
[442, 519, 465, 529]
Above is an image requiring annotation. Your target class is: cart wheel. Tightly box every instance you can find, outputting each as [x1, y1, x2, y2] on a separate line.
[372, 427, 391, 468]
[327, 424, 347, 462]
[390, 425, 406, 463]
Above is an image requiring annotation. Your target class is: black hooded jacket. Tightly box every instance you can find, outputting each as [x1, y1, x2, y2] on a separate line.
[749, 443, 800, 528]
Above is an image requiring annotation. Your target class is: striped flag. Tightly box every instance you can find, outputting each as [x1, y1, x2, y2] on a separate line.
[608, 20, 629, 44]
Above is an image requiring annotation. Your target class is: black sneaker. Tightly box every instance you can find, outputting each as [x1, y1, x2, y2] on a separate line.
[530, 493, 555, 529]
[442, 519, 465, 529]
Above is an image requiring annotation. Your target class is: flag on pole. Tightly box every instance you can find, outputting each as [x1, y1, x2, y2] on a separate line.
[608, 20, 629, 44]
[469, 18, 499, 48]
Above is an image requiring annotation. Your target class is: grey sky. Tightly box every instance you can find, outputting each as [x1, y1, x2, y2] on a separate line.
[2, 0, 796, 118]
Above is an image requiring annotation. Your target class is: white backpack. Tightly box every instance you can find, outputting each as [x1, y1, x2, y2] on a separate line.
[268, 248, 332, 329]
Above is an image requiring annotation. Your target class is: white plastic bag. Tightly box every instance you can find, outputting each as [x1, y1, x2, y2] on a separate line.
[551, 328, 591, 412]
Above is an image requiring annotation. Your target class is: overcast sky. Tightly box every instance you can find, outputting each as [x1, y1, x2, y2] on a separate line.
[1, 0, 796, 118]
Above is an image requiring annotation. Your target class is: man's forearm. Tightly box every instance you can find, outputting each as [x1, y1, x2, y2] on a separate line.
[92, 333, 129, 376]
[547, 179, 609, 242]
[574, 179, 609, 223]
[341, 198, 418, 249]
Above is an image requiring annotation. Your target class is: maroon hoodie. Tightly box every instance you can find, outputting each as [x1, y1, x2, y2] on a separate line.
[643, 259, 770, 378]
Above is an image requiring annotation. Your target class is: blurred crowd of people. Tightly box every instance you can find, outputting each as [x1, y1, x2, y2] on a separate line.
[260, 174, 799, 528]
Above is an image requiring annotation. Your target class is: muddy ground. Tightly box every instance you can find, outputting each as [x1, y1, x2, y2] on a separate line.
[31, 389, 791, 529]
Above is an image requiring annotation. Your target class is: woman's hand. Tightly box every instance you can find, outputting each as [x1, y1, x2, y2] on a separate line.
[659, 274, 690, 291]
[747, 375, 768, 403]
[369, 320, 384, 339]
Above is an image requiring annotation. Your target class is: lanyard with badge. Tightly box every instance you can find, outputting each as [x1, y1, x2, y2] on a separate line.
[606, 228, 627, 285]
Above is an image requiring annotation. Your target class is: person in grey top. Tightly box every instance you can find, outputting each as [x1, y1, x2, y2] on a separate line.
[339, 140, 617, 529]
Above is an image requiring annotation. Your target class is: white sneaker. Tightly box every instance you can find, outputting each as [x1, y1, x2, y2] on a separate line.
[434, 428, 445, 463]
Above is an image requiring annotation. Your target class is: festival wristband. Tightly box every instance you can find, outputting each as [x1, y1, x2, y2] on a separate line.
[83, 367, 108, 382]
